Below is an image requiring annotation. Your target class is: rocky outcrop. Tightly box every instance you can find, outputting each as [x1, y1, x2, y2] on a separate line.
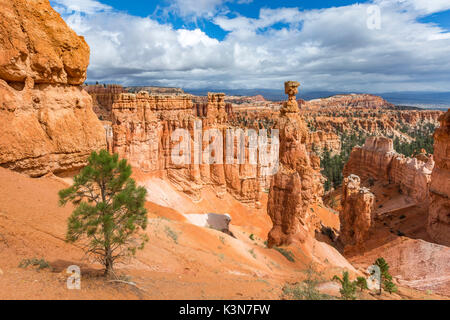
[0, 0, 106, 177]
[428, 109, 450, 246]
[267, 81, 324, 247]
[306, 94, 393, 109]
[307, 131, 342, 154]
[84, 84, 126, 121]
[344, 137, 434, 203]
[344, 137, 396, 181]
[126, 86, 185, 95]
[302, 108, 442, 143]
[183, 213, 233, 236]
[340, 175, 375, 246]
[280, 81, 301, 114]
[111, 92, 264, 206]
[0, 0, 89, 85]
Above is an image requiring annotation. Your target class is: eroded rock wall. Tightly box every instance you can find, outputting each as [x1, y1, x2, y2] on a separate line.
[306, 94, 393, 109]
[307, 131, 342, 154]
[340, 175, 375, 247]
[111, 92, 264, 206]
[84, 84, 126, 121]
[344, 136, 434, 203]
[428, 110, 450, 246]
[0, 0, 106, 177]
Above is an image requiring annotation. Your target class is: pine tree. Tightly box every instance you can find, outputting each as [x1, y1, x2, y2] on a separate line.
[332, 271, 357, 300]
[59, 150, 148, 276]
[355, 276, 368, 292]
[374, 257, 397, 295]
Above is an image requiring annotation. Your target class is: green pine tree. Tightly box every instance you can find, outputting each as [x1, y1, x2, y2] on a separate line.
[332, 271, 357, 300]
[355, 276, 368, 292]
[374, 257, 397, 294]
[59, 150, 148, 276]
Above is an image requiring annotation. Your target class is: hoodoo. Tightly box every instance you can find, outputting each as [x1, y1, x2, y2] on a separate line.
[340, 175, 375, 247]
[267, 81, 324, 247]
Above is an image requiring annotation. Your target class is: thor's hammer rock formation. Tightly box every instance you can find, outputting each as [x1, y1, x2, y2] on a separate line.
[267, 81, 324, 247]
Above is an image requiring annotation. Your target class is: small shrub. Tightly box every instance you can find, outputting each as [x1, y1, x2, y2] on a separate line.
[165, 226, 178, 244]
[355, 276, 368, 292]
[332, 271, 357, 300]
[374, 257, 397, 294]
[397, 230, 405, 237]
[283, 265, 331, 300]
[19, 258, 52, 271]
[273, 247, 295, 262]
[248, 249, 257, 259]
[249, 234, 255, 241]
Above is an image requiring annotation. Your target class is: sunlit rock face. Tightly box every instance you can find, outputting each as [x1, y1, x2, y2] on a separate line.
[110, 91, 265, 207]
[84, 84, 126, 121]
[267, 81, 324, 247]
[340, 174, 375, 247]
[344, 136, 434, 204]
[428, 109, 450, 246]
[0, 0, 106, 177]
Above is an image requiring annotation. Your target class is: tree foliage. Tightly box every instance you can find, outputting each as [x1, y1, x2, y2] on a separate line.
[394, 122, 435, 157]
[332, 271, 357, 300]
[59, 150, 148, 276]
[355, 276, 369, 292]
[374, 257, 397, 294]
[321, 131, 367, 191]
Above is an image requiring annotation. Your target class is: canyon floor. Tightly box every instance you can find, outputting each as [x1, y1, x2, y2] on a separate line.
[0, 167, 447, 300]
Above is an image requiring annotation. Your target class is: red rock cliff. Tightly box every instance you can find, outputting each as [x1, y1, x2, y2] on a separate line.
[428, 109, 450, 246]
[340, 174, 375, 247]
[84, 84, 126, 121]
[344, 136, 434, 203]
[111, 91, 265, 206]
[0, 0, 106, 177]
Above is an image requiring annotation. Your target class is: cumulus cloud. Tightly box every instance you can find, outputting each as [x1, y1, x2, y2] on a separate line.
[167, 0, 252, 19]
[375, 0, 450, 15]
[52, 0, 111, 15]
[51, 0, 450, 92]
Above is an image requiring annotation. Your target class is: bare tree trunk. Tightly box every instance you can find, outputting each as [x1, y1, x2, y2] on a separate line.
[104, 248, 113, 276]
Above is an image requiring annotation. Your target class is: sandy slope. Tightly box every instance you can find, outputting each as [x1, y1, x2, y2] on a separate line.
[0, 168, 446, 299]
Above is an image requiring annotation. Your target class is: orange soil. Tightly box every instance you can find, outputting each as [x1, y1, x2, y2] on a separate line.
[0, 168, 446, 299]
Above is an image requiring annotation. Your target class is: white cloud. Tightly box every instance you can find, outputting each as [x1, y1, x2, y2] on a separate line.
[52, 0, 450, 92]
[168, 0, 253, 19]
[375, 0, 450, 15]
[52, 0, 111, 15]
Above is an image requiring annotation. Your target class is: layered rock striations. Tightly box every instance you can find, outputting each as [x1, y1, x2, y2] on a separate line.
[0, 0, 106, 177]
[428, 109, 450, 246]
[340, 175, 375, 246]
[302, 107, 442, 143]
[111, 91, 264, 206]
[307, 131, 342, 154]
[267, 81, 324, 247]
[306, 94, 393, 109]
[84, 84, 126, 121]
[344, 137, 434, 203]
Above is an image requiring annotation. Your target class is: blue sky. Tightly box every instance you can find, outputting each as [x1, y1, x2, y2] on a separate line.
[50, 0, 450, 92]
